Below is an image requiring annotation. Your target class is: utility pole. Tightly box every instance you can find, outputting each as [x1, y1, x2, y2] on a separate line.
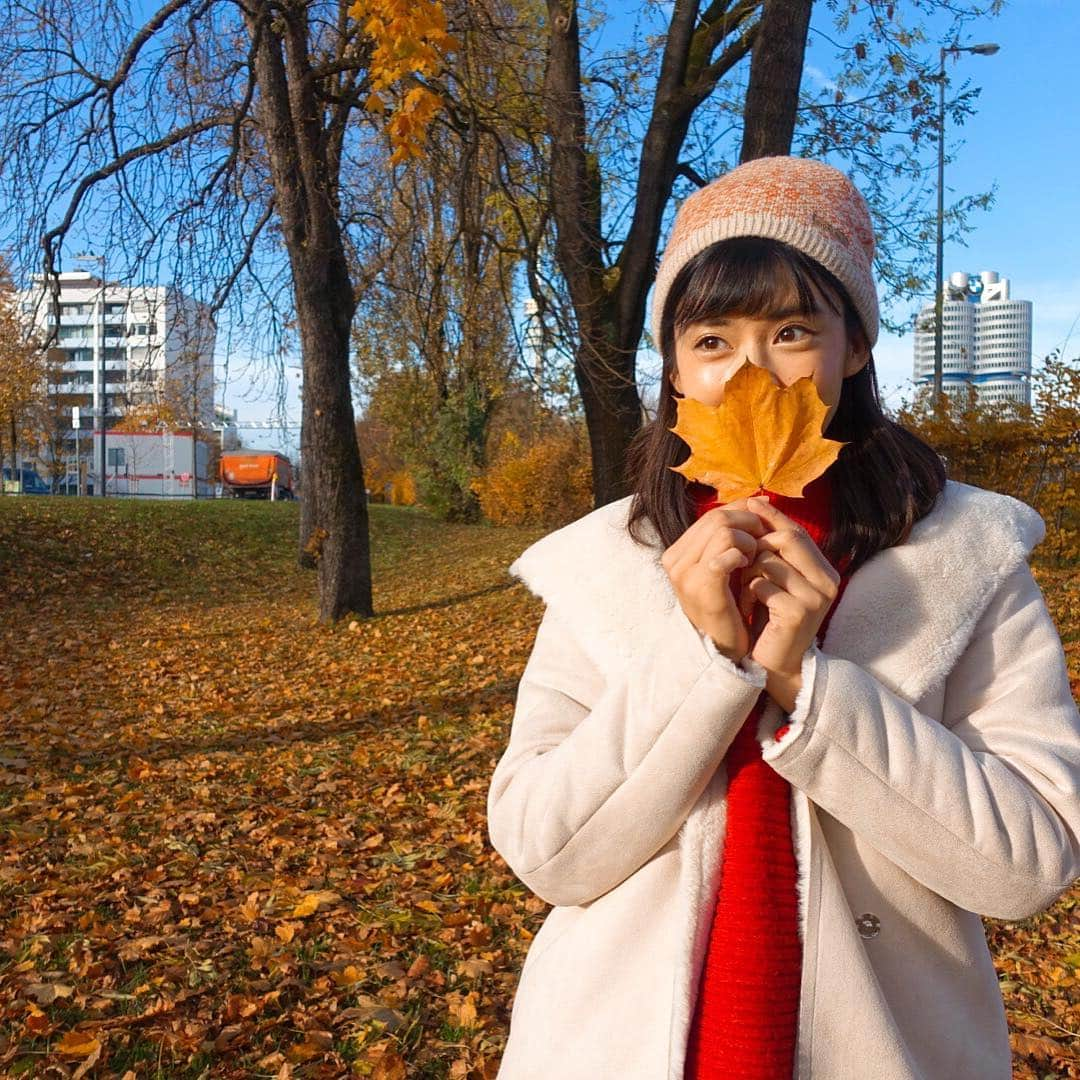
[75, 251, 108, 495]
[933, 41, 999, 414]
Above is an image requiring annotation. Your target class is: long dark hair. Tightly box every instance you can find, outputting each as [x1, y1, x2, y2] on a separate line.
[625, 236, 946, 574]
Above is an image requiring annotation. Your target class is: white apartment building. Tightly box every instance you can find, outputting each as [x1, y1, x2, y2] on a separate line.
[913, 270, 1032, 407]
[19, 272, 216, 481]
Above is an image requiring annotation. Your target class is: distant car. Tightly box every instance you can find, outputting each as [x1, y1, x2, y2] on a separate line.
[1, 466, 50, 494]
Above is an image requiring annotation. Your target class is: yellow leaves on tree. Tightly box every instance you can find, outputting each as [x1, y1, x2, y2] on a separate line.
[0, 257, 43, 439]
[471, 427, 592, 527]
[895, 361, 1080, 569]
[668, 359, 848, 501]
[110, 399, 180, 434]
[350, 0, 460, 165]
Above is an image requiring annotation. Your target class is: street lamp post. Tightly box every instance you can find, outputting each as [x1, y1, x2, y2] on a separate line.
[933, 40, 999, 413]
[75, 251, 108, 495]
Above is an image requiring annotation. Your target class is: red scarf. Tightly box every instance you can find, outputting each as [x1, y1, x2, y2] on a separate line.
[683, 470, 853, 1080]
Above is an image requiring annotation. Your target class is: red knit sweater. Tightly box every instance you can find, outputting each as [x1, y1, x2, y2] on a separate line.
[683, 472, 852, 1080]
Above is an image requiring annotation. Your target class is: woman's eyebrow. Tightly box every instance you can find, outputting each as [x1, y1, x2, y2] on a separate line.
[691, 306, 814, 326]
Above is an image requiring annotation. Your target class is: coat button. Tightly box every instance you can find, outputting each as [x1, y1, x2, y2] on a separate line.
[855, 913, 881, 938]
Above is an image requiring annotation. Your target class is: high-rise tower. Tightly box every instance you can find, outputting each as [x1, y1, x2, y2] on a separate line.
[914, 270, 1032, 406]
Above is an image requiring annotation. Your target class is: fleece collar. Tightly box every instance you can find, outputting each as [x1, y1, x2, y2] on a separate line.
[507, 479, 1045, 705]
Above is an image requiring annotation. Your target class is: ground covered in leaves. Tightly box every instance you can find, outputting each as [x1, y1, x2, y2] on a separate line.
[0, 496, 1077, 1078]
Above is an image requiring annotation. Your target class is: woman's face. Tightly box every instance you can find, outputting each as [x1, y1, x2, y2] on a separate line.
[670, 276, 869, 429]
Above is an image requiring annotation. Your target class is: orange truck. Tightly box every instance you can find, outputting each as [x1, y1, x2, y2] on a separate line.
[219, 450, 294, 500]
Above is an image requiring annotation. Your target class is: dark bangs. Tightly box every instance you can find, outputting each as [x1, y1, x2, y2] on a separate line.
[661, 236, 844, 364]
[626, 235, 946, 574]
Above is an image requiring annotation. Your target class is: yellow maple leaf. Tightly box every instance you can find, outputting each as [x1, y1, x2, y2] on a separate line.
[668, 359, 848, 500]
[56, 1030, 101, 1057]
[291, 893, 320, 918]
[275, 921, 299, 943]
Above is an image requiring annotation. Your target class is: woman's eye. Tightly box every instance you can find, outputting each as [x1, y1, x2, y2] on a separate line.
[695, 335, 727, 350]
[776, 325, 811, 343]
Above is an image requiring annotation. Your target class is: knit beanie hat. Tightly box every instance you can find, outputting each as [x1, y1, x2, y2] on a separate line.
[651, 156, 879, 350]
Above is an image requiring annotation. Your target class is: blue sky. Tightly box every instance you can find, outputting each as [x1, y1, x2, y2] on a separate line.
[841, 0, 1080, 405]
[232, 0, 1079, 455]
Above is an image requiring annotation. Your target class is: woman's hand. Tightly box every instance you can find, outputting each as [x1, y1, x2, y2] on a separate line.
[661, 497, 767, 664]
[738, 496, 840, 712]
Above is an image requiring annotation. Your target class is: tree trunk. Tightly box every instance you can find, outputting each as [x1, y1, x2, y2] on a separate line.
[545, 1, 641, 504]
[294, 261, 373, 621]
[740, 0, 814, 161]
[544, 0, 757, 506]
[246, 0, 373, 621]
[298, 404, 318, 568]
[9, 412, 16, 494]
[572, 306, 646, 502]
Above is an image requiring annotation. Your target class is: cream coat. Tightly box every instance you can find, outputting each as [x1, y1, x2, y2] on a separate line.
[486, 479, 1080, 1079]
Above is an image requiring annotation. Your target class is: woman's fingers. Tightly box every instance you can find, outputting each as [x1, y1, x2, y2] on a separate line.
[747, 497, 840, 598]
[675, 505, 766, 561]
[704, 546, 750, 576]
[742, 550, 822, 609]
[753, 531, 839, 600]
[665, 505, 766, 577]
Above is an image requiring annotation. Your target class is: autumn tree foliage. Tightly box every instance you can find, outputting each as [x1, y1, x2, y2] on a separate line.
[0, 258, 43, 486]
[351, 0, 541, 524]
[351, 0, 459, 164]
[110, 401, 182, 435]
[894, 354, 1080, 567]
[355, 414, 415, 504]
[471, 421, 592, 526]
[0, 0, 456, 620]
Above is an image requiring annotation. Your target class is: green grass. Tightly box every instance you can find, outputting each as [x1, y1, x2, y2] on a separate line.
[0, 495, 539, 613]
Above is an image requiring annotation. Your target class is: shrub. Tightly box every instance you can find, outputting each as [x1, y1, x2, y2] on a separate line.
[471, 426, 592, 527]
[386, 469, 416, 506]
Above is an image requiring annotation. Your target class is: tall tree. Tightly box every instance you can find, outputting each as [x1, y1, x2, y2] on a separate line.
[352, 0, 543, 522]
[0, 0, 456, 621]
[739, 0, 814, 162]
[540, 0, 1002, 505]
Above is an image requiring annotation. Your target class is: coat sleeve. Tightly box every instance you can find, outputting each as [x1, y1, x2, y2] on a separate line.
[758, 559, 1080, 920]
[486, 599, 768, 907]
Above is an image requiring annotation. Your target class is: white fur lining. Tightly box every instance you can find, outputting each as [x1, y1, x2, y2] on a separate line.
[698, 628, 770, 686]
[506, 479, 1045, 708]
[757, 643, 821, 762]
[666, 763, 728, 1079]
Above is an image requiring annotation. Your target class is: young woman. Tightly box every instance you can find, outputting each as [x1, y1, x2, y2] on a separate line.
[486, 156, 1080, 1079]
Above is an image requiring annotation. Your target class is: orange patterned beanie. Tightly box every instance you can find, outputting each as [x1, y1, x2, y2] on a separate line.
[651, 156, 879, 349]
